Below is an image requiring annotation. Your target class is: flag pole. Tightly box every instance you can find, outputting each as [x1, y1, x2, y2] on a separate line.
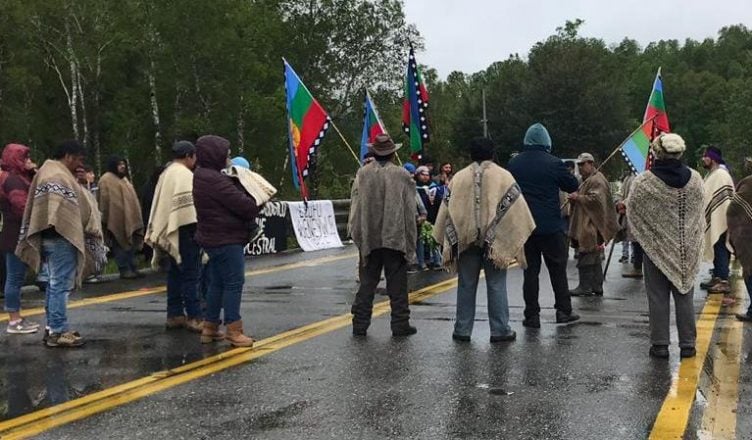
[329, 119, 362, 167]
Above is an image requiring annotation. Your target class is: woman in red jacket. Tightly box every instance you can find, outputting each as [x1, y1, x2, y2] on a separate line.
[1, 143, 39, 334]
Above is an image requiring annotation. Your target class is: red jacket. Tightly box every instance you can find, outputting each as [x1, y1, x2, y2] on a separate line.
[0, 144, 33, 252]
[193, 135, 258, 248]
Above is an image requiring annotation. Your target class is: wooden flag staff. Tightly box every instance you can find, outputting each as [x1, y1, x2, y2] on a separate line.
[329, 120, 363, 167]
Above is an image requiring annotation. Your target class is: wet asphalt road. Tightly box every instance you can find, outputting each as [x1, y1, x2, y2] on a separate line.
[0, 244, 749, 439]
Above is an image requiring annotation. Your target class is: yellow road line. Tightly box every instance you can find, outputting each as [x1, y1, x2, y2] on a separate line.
[699, 281, 745, 439]
[0, 277, 458, 439]
[648, 294, 724, 439]
[0, 252, 358, 323]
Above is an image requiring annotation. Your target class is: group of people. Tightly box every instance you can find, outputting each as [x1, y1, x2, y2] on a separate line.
[2, 136, 269, 349]
[349, 124, 752, 358]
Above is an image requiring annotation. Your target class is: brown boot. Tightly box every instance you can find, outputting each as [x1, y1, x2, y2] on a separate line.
[225, 320, 255, 347]
[200, 321, 225, 343]
[165, 315, 186, 330]
[185, 318, 204, 333]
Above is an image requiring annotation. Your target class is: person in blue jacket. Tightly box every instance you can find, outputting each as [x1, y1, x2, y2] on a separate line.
[508, 123, 580, 328]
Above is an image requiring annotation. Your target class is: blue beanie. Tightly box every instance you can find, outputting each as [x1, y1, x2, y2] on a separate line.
[523, 123, 552, 152]
[403, 163, 417, 174]
[231, 156, 251, 169]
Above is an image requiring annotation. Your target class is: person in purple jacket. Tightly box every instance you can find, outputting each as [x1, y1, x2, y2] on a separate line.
[193, 135, 258, 347]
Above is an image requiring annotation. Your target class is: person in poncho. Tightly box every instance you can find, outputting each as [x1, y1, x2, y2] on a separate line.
[568, 152, 619, 296]
[700, 146, 735, 295]
[433, 137, 535, 343]
[349, 134, 418, 337]
[627, 133, 704, 359]
[98, 155, 144, 279]
[728, 158, 752, 321]
[145, 141, 203, 333]
[16, 140, 97, 348]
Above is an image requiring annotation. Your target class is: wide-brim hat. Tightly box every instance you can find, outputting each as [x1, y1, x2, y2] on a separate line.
[367, 134, 402, 156]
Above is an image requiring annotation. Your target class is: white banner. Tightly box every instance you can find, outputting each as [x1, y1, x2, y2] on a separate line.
[288, 200, 343, 252]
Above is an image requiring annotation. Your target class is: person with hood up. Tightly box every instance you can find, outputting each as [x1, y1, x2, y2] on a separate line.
[626, 133, 704, 358]
[193, 135, 258, 347]
[567, 153, 619, 296]
[145, 141, 203, 333]
[508, 123, 581, 327]
[98, 155, 144, 279]
[1, 144, 40, 334]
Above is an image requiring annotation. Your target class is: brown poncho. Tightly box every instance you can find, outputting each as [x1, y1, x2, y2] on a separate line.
[433, 161, 535, 270]
[569, 171, 618, 253]
[348, 161, 417, 262]
[728, 175, 752, 277]
[99, 171, 144, 251]
[16, 160, 95, 286]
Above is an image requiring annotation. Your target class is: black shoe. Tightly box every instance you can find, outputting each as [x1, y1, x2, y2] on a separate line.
[522, 316, 541, 328]
[592, 290, 604, 297]
[452, 333, 470, 342]
[569, 287, 594, 297]
[407, 265, 419, 274]
[680, 347, 696, 358]
[555, 311, 580, 324]
[392, 326, 417, 337]
[649, 345, 669, 358]
[736, 313, 752, 322]
[352, 327, 367, 337]
[490, 330, 516, 343]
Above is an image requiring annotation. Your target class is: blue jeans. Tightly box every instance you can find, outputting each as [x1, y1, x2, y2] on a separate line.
[166, 226, 202, 319]
[204, 244, 245, 324]
[416, 239, 440, 268]
[112, 240, 138, 275]
[454, 246, 510, 337]
[41, 237, 77, 333]
[713, 233, 730, 280]
[3, 252, 28, 313]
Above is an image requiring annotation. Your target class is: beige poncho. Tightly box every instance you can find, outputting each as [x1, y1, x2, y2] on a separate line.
[569, 171, 619, 253]
[348, 161, 417, 262]
[432, 161, 536, 271]
[703, 167, 734, 261]
[145, 162, 196, 267]
[99, 171, 144, 251]
[627, 171, 705, 294]
[16, 160, 95, 286]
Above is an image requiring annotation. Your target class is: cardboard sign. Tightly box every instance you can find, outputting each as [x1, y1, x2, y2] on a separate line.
[288, 200, 343, 251]
[244, 201, 288, 255]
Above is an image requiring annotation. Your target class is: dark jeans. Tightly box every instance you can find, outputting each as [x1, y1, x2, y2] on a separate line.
[352, 248, 410, 331]
[204, 244, 245, 324]
[713, 233, 730, 280]
[522, 232, 572, 318]
[111, 239, 138, 275]
[166, 225, 202, 319]
[632, 241, 643, 270]
[644, 256, 696, 348]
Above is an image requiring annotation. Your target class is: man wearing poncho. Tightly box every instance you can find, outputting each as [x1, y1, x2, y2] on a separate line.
[728, 158, 752, 322]
[700, 146, 735, 295]
[98, 155, 144, 279]
[627, 133, 704, 359]
[145, 141, 203, 333]
[16, 140, 101, 348]
[433, 138, 535, 343]
[568, 153, 619, 297]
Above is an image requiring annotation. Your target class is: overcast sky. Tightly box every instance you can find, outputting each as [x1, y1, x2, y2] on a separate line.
[403, 0, 752, 78]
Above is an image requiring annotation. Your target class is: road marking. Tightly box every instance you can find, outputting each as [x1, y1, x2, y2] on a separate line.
[648, 294, 724, 439]
[0, 252, 358, 323]
[0, 277, 458, 439]
[699, 281, 745, 439]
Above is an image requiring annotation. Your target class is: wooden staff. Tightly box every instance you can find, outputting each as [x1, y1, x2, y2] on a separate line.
[329, 120, 363, 167]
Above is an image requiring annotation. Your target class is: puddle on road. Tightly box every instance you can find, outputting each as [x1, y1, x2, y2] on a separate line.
[475, 383, 515, 396]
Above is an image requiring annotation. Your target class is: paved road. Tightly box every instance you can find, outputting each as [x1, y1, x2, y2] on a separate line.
[0, 244, 748, 439]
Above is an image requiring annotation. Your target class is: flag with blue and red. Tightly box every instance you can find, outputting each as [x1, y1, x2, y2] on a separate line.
[402, 45, 430, 158]
[360, 91, 387, 161]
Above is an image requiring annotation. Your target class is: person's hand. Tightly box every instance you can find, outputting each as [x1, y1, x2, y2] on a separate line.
[567, 192, 579, 201]
[417, 215, 427, 225]
[616, 201, 626, 214]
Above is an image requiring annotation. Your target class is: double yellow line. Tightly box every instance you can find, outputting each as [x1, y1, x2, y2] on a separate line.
[0, 252, 358, 323]
[0, 277, 458, 439]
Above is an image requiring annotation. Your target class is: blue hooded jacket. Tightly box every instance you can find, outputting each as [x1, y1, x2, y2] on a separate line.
[508, 123, 579, 236]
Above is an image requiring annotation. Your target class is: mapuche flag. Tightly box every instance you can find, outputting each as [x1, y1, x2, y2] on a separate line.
[360, 91, 387, 161]
[643, 68, 670, 170]
[284, 59, 331, 199]
[402, 45, 430, 158]
[620, 117, 656, 174]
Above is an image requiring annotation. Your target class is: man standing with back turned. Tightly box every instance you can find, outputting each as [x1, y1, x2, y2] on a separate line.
[508, 123, 580, 327]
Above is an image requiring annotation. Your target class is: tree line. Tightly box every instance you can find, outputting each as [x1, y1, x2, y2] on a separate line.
[1, 2, 751, 199]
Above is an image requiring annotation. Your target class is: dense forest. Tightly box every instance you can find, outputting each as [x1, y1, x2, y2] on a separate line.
[1, 1, 751, 199]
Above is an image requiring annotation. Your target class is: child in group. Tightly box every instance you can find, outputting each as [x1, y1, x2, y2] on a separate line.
[224, 157, 277, 243]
